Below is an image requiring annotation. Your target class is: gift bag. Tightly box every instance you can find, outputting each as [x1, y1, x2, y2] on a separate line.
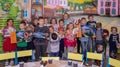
[11, 32, 17, 44]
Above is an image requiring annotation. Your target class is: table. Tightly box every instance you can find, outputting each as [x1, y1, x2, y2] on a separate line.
[14, 60, 68, 67]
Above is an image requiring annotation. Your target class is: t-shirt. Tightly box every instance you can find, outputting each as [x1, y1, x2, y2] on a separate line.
[16, 30, 27, 47]
[34, 26, 49, 45]
[87, 21, 96, 35]
[49, 32, 60, 53]
[109, 34, 119, 44]
[96, 30, 103, 40]
[81, 24, 90, 37]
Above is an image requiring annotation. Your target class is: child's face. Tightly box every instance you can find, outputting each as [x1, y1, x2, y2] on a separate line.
[64, 14, 69, 20]
[33, 19, 38, 25]
[7, 20, 13, 26]
[81, 19, 86, 25]
[44, 18, 48, 24]
[88, 16, 94, 21]
[51, 19, 56, 24]
[59, 21, 64, 26]
[19, 24, 26, 30]
[97, 45, 103, 52]
[112, 28, 117, 34]
[49, 27, 54, 33]
[38, 19, 44, 25]
[68, 24, 74, 29]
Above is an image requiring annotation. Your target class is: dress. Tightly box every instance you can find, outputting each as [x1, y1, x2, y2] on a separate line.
[3, 26, 16, 52]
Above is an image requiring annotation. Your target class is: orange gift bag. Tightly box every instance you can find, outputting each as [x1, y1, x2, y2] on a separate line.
[10, 32, 17, 44]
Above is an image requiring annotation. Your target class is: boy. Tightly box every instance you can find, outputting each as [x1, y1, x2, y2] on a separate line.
[16, 22, 28, 62]
[34, 17, 49, 61]
[87, 15, 96, 52]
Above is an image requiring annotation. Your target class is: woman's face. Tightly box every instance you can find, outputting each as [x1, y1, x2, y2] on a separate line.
[64, 14, 69, 20]
[7, 20, 13, 26]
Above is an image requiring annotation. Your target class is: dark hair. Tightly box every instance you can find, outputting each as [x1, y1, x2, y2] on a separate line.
[88, 15, 94, 19]
[111, 27, 118, 32]
[59, 19, 64, 23]
[38, 16, 44, 20]
[20, 21, 26, 26]
[81, 17, 86, 21]
[51, 33, 58, 40]
[49, 26, 54, 30]
[44, 17, 48, 19]
[7, 19, 14, 22]
[50, 18, 57, 24]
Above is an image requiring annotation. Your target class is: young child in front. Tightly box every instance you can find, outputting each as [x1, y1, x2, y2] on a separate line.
[16, 22, 28, 62]
[48, 26, 60, 57]
[34, 17, 49, 61]
[64, 23, 76, 52]
[80, 18, 90, 55]
[3, 19, 16, 66]
[109, 27, 119, 58]
[87, 15, 96, 52]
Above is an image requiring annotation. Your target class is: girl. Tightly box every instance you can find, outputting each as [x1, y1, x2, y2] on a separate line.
[48, 26, 60, 57]
[109, 27, 119, 58]
[64, 23, 76, 52]
[58, 19, 65, 38]
[3, 19, 16, 66]
[3, 19, 16, 52]
[50, 18, 58, 32]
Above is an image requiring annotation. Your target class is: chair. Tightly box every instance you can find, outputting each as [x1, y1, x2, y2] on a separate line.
[41, 57, 59, 61]
[15, 50, 34, 64]
[86, 52, 104, 67]
[107, 57, 120, 67]
[0, 52, 15, 60]
[67, 52, 84, 62]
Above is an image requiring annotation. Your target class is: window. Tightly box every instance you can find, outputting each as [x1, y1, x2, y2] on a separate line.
[23, 10, 27, 17]
[59, 0, 62, 5]
[105, 2, 111, 7]
[112, 8, 116, 14]
[64, 1, 66, 5]
[101, 1, 103, 7]
[112, 2, 116, 7]
[24, 0, 27, 4]
[100, 8, 104, 14]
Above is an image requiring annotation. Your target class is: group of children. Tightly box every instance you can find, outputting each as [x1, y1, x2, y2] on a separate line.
[1, 13, 120, 65]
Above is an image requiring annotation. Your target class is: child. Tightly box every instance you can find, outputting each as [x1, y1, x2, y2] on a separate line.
[44, 17, 50, 27]
[58, 19, 65, 38]
[95, 44, 104, 66]
[16, 22, 28, 62]
[64, 23, 76, 52]
[34, 17, 49, 61]
[95, 23, 104, 49]
[87, 15, 96, 52]
[49, 32, 60, 57]
[50, 18, 58, 32]
[58, 19, 65, 59]
[80, 18, 90, 57]
[109, 27, 119, 58]
[3, 19, 16, 66]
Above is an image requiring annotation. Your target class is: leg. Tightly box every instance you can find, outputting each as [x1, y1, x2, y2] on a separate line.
[35, 45, 41, 61]
[41, 45, 47, 57]
[77, 38, 81, 53]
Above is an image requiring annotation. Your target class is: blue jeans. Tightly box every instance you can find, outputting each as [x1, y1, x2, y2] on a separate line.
[50, 52, 59, 57]
[89, 37, 96, 52]
[80, 37, 90, 55]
